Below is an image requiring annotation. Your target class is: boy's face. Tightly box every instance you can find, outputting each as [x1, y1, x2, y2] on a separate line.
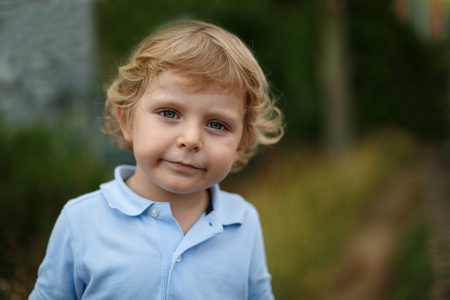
[119, 71, 246, 199]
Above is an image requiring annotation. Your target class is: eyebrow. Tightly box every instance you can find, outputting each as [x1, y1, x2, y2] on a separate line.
[150, 97, 182, 106]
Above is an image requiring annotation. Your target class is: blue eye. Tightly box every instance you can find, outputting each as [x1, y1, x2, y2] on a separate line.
[160, 110, 178, 119]
[208, 122, 226, 130]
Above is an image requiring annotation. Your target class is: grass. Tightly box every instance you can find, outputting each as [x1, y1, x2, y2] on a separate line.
[386, 208, 434, 300]
[223, 130, 419, 299]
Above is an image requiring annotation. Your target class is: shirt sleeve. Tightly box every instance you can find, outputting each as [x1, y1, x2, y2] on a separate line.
[29, 209, 82, 300]
[247, 209, 275, 300]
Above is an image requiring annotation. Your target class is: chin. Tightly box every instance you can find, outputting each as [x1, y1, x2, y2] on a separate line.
[159, 182, 206, 195]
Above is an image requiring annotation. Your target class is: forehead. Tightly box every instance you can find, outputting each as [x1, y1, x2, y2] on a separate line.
[148, 70, 244, 102]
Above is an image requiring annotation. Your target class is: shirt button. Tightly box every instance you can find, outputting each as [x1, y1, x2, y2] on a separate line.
[149, 207, 159, 217]
[176, 256, 182, 263]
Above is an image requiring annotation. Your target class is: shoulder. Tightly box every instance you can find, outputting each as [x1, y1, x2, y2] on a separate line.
[63, 188, 107, 213]
[65, 189, 104, 208]
[60, 183, 114, 226]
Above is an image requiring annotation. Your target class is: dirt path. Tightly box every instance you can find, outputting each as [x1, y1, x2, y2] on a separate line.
[425, 149, 450, 300]
[320, 162, 422, 300]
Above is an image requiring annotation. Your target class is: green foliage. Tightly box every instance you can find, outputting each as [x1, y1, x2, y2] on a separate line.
[348, 0, 449, 142]
[387, 211, 434, 300]
[0, 124, 111, 295]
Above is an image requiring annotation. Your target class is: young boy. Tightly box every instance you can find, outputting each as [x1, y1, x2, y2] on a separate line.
[30, 20, 284, 299]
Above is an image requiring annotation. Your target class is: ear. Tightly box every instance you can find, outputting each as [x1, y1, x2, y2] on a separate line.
[233, 147, 245, 164]
[233, 132, 252, 164]
[117, 107, 133, 143]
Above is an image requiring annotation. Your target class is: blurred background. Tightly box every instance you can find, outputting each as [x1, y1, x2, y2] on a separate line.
[0, 0, 449, 299]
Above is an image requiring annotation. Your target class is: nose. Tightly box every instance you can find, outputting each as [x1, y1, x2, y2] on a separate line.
[176, 123, 203, 151]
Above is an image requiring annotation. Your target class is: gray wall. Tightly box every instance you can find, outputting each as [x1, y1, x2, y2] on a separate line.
[0, 0, 96, 126]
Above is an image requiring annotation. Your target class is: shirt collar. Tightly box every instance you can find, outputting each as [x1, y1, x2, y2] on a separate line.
[100, 165, 154, 216]
[209, 184, 246, 226]
[101, 165, 245, 225]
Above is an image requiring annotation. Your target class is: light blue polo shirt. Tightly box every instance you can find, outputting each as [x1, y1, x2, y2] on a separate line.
[30, 165, 274, 300]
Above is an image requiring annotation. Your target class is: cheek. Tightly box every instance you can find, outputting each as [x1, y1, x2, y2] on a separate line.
[132, 130, 166, 159]
[209, 146, 239, 168]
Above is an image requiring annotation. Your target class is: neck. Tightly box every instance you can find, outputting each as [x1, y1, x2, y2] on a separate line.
[169, 189, 209, 234]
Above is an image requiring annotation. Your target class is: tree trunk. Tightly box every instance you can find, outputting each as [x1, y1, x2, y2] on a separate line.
[317, 0, 353, 159]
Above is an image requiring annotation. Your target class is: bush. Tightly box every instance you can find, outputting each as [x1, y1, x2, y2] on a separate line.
[0, 124, 111, 296]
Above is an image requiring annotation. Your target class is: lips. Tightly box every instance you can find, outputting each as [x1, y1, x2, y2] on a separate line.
[164, 160, 205, 172]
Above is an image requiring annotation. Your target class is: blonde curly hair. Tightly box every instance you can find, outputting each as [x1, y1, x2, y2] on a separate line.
[101, 20, 284, 172]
